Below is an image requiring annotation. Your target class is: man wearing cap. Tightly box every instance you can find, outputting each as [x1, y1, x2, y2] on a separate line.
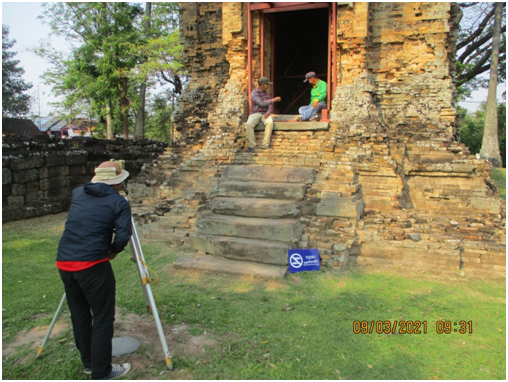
[296, 71, 327, 121]
[56, 161, 132, 380]
[245, 77, 282, 152]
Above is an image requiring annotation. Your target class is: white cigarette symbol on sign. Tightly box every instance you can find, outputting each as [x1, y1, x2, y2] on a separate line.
[289, 253, 303, 268]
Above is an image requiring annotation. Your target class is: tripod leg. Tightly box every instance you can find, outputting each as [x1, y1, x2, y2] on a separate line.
[36, 292, 66, 359]
[129, 239, 151, 311]
[130, 217, 173, 370]
[142, 283, 174, 370]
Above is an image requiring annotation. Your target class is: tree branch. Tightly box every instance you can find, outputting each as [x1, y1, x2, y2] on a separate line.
[458, 2, 479, 9]
[457, 6, 495, 50]
[458, 52, 506, 83]
[458, 23, 506, 63]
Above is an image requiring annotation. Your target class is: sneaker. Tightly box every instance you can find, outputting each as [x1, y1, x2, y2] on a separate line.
[310, 114, 320, 121]
[295, 115, 302, 122]
[98, 363, 131, 380]
[247, 147, 255, 153]
[260, 146, 272, 150]
[84, 367, 92, 375]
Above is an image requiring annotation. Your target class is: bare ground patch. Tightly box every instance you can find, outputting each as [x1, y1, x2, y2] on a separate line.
[2, 307, 220, 380]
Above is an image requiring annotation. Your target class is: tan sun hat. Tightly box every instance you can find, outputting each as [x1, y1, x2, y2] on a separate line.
[91, 161, 129, 185]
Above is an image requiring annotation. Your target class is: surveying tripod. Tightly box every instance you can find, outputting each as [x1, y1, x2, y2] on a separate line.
[36, 193, 173, 371]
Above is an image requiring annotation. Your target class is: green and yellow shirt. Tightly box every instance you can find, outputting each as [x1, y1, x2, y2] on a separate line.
[309, 79, 327, 105]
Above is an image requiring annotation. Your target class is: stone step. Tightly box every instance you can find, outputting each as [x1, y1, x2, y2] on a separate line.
[173, 253, 287, 278]
[190, 233, 290, 265]
[209, 197, 302, 218]
[218, 181, 306, 200]
[222, 165, 315, 184]
[195, 213, 303, 243]
[255, 121, 329, 131]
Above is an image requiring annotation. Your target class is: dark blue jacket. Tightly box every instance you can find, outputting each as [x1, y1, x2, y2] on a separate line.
[57, 182, 132, 262]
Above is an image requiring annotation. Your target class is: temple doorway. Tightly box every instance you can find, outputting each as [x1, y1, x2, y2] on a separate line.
[270, 8, 329, 115]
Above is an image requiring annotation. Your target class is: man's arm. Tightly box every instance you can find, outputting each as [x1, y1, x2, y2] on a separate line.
[110, 200, 133, 255]
[316, 81, 327, 103]
[251, 91, 276, 108]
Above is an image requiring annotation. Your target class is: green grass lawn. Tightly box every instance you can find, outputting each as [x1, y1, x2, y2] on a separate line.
[491, 167, 506, 200]
[2, 213, 506, 380]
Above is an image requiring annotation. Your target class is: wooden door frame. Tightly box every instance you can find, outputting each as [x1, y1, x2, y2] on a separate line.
[247, 2, 336, 121]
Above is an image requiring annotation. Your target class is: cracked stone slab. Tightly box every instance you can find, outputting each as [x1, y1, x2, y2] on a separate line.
[195, 213, 303, 243]
[210, 197, 302, 218]
[173, 253, 288, 278]
[217, 181, 307, 200]
[189, 233, 290, 265]
[221, 165, 315, 184]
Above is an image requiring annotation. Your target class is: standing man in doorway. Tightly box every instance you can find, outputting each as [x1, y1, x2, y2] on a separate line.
[296, 71, 327, 121]
[245, 77, 281, 152]
[56, 161, 132, 380]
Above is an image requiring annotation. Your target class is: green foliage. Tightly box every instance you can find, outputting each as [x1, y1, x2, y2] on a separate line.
[128, 3, 185, 83]
[458, 103, 506, 167]
[2, 25, 33, 117]
[37, 2, 145, 135]
[35, 2, 185, 139]
[491, 168, 506, 200]
[2, 213, 506, 380]
[145, 94, 174, 142]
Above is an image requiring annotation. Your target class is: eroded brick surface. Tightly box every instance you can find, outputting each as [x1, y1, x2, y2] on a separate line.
[128, 2, 505, 278]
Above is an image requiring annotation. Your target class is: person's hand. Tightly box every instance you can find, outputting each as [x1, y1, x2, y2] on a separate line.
[312, 100, 319, 109]
[108, 250, 117, 260]
[274, 96, 281, 102]
[264, 113, 270, 119]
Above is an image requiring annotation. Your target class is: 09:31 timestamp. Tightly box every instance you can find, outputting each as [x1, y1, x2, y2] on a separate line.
[353, 320, 473, 334]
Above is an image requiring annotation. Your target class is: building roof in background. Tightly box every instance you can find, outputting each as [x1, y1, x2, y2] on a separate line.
[2, 118, 44, 137]
[38, 117, 97, 132]
[39, 116, 61, 131]
[48, 120, 67, 132]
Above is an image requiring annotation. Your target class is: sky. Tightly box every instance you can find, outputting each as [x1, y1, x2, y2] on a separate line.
[2, 2, 71, 116]
[1, 2, 506, 117]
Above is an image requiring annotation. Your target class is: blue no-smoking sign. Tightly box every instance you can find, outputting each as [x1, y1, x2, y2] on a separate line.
[288, 249, 320, 273]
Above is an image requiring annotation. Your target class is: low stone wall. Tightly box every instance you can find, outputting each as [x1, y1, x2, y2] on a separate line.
[2, 135, 168, 222]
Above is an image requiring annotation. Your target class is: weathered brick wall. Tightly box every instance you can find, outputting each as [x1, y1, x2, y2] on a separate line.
[139, 2, 505, 277]
[2, 136, 168, 222]
[172, 2, 231, 144]
[176, 3, 461, 136]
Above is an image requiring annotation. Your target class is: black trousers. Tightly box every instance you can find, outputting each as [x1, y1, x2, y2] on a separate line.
[59, 261, 115, 379]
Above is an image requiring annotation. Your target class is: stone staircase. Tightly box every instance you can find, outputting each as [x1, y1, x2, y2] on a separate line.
[173, 165, 316, 278]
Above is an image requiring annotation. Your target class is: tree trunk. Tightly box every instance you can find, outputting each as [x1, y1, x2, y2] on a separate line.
[106, 102, 114, 139]
[121, 77, 129, 139]
[480, 2, 503, 167]
[134, 2, 152, 140]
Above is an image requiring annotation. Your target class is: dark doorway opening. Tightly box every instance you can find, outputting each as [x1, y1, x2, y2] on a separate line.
[271, 8, 329, 115]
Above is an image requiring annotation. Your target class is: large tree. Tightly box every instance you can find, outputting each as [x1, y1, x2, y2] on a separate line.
[37, 2, 184, 140]
[456, 2, 506, 99]
[39, 2, 143, 138]
[480, 2, 504, 167]
[130, 2, 185, 140]
[2, 25, 33, 118]
[133, 2, 152, 140]
[458, 102, 506, 167]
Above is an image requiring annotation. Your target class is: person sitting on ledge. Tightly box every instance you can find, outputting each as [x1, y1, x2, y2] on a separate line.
[245, 77, 281, 153]
[296, 71, 327, 122]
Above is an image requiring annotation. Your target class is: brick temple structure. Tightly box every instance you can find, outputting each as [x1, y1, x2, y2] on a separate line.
[129, 2, 505, 278]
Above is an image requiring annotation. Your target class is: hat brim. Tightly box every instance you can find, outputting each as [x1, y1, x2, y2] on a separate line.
[303, 79, 309, 82]
[91, 170, 129, 185]
[260, 81, 273, 85]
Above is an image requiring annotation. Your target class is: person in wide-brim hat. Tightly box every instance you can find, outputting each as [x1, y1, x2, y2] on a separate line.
[91, 161, 129, 185]
[56, 160, 132, 380]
